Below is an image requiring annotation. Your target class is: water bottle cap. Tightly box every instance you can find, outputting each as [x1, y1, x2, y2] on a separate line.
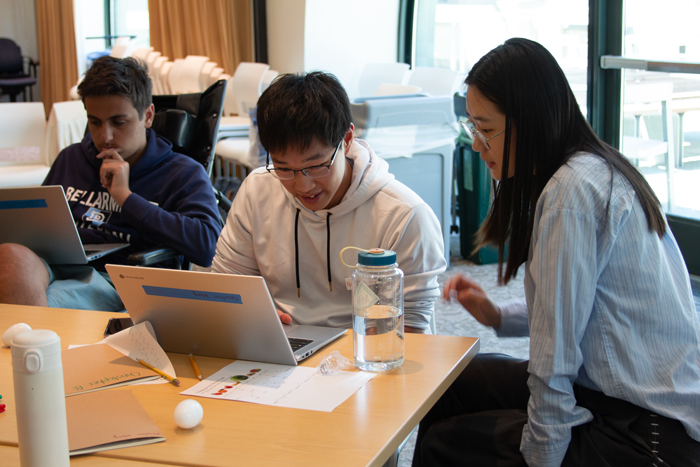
[357, 249, 397, 266]
[11, 330, 63, 374]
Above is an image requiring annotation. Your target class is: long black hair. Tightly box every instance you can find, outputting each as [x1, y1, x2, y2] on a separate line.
[466, 38, 666, 284]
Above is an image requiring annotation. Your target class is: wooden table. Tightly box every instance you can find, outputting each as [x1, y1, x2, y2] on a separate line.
[0, 304, 478, 466]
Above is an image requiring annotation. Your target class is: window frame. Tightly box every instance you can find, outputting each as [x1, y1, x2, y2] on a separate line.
[399, 0, 700, 274]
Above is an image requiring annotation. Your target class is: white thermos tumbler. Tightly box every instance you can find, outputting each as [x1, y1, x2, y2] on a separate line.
[11, 329, 70, 466]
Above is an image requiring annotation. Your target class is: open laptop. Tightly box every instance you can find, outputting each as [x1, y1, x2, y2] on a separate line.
[106, 265, 347, 366]
[0, 186, 128, 264]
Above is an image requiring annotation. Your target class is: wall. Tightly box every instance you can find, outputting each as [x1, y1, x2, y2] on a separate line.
[266, 0, 400, 98]
[266, 0, 307, 75]
[0, 0, 40, 101]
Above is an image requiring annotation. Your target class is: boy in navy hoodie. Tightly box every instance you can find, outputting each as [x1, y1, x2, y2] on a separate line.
[0, 56, 220, 311]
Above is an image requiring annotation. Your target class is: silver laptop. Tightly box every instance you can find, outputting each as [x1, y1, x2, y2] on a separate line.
[106, 265, 347, 366]
[0, 186, 128, 264]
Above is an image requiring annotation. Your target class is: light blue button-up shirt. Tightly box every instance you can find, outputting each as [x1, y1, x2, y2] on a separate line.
[497, 153, 700, 467]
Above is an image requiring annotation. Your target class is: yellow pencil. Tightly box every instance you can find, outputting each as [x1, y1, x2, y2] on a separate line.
[137, 359, 180, 387]
[189, 353, 202, 380]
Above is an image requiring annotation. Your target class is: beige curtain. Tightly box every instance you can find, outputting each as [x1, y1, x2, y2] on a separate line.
[35, 0, 79, 116]
[148, 0, 253, 77]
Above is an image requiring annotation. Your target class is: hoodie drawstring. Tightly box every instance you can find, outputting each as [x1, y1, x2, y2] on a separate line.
[326, 212, 333, 292]
[293, 209, 333, 297]
[294, 208, 301, 297]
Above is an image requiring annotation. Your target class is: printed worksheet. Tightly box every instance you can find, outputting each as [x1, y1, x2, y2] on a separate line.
[180, 361, 376, 412]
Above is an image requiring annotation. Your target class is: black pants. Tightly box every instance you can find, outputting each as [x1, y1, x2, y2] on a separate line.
[412, 353, 700, 467]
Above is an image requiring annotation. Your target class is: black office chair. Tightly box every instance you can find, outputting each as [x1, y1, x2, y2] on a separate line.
[127, 79, 232, 268]
[0, 38, 38, 102]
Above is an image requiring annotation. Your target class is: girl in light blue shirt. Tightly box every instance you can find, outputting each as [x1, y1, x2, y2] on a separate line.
[413, 38, 700, 467]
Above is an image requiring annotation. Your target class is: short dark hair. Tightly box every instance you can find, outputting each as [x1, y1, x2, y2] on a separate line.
[466, 38, 665, 284]
[77, 56, 152, 118]
[256, 71, 352, 154]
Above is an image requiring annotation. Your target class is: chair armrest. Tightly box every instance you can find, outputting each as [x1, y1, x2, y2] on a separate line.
[23, 56, 39, 77]
[215, 188, 233, 211]
[127, 246, 182, 268]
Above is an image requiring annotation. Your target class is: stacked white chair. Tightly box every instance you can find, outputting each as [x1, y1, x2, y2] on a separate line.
[261, 69, 279, 94]
[407, 66, 460, 97]
[0, 103, 50, 187]
[208, 67, 225, 88]
[357, 62, 410, 97]
[159, 60, 175, 94]
[199, 62, 218, 92]
[168, 56, 210, 94]
[151, 56, 169, 95]
[45, 101, 88, 166]
[145, 51, 161, 74]
[215, 62, 271, 175]
[375, 83, 422, 96]
[131, 47, 154, 63]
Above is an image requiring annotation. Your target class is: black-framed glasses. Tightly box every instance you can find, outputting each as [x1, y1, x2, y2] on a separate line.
[265, 140, 342, 180]
[460, 120, 505, 151]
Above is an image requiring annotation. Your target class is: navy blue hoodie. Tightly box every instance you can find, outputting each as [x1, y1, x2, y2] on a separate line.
[43, 129, 221, 268]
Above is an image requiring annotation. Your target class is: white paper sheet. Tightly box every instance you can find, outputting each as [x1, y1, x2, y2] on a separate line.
[69, 321, 176, 385]
[103, 322, 176, 384]
[180, 361, 376, 412]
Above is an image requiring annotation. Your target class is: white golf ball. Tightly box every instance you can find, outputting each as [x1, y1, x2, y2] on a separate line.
[174, 399, 203, 429]
[2, 323, 32, 347]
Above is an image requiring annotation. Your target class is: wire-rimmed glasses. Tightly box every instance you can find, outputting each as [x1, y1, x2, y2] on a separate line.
[265, 140, 342, 180]
[459, 120, 505, 151]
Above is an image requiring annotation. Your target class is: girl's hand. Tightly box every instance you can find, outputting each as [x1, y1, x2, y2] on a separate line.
[442, 273, 502, 328]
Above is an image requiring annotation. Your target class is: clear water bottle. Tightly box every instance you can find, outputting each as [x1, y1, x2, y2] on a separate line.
[11, 329, 70, 466]
[351, 248, 404, 371]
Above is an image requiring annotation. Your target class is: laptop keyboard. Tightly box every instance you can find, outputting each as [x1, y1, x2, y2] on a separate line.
[288, 337, 313, 352]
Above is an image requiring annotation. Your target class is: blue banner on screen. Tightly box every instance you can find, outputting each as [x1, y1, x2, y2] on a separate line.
[0, 199, 48, 210]
[142, 286, 242, 304]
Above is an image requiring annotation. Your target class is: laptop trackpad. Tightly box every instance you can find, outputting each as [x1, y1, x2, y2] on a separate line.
[283, 324, 301, 334]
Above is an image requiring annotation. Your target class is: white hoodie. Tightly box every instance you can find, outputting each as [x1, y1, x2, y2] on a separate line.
[212, 139, 446, 330]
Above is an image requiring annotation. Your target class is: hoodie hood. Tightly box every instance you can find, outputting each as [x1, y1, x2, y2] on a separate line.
[212, 137, 446, 330]
[280, 139, 395, 220]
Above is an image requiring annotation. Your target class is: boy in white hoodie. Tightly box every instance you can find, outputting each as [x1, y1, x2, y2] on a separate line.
[211, 72, 446, 332]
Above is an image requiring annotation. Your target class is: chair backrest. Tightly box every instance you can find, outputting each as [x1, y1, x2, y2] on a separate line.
[45, 100, 88, 165]
[159, 60, 175, 94]
[168, 55, 210, 94]
[0, 102, 47, 165]
[357, 62, 410, 97]
[375, 83, 422, 96]
[228, 62, 270, 116]
[151, 56, 168, 95]
[261, 69, 279, 94]
[151, 80, 226, 175]
[131, 47, 154, 62]
[109, 44, 129, 59]
[208, 67, 225, 87]
[145, 51, 161, 70]
[407, 67, 460, 97]
[199, 61, 218, 93]
[0, 38, 24, 75]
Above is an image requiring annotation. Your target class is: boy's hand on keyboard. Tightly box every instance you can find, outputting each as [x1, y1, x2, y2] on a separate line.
[277, 309, 292, 325]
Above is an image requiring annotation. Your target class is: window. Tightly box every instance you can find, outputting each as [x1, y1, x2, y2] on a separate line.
[618, 0, 700, 220]
[411, 0, 589, 113]
[75, 0, 149, 73]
